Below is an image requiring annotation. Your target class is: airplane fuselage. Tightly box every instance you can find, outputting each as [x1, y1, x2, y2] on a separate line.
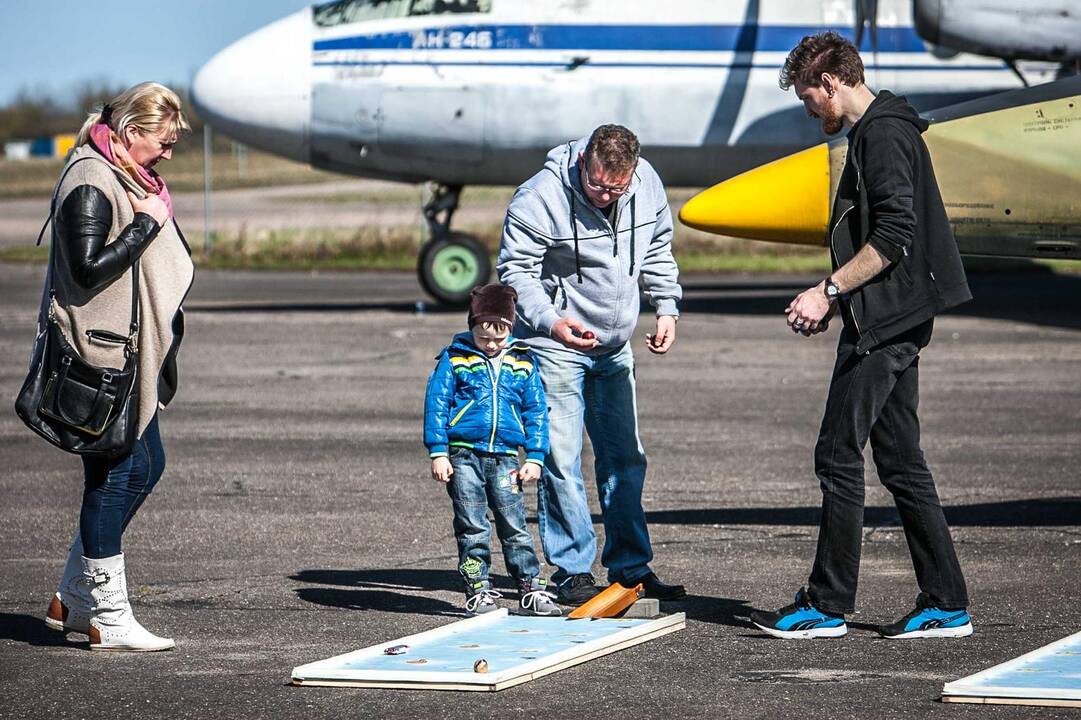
[193, 0, 1057, 187]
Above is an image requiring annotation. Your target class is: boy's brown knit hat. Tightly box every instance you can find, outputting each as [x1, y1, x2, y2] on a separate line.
[468, 284, 518, 329]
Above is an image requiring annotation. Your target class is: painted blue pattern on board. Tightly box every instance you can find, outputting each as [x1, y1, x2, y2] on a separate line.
[951, 632, 1081, 694]
[335, 615, 650, 674]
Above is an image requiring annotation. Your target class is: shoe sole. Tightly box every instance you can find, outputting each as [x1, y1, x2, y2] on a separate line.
[45, 616, 90, 635]
[752, 621, 848, 639]
[881, 623, 973, 639]
[91, 641, 176, 652]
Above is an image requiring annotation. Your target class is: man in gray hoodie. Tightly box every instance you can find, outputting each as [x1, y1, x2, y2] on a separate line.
[497, 124, 685, 606]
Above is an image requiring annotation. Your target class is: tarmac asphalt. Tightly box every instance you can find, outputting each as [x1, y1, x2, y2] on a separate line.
[1, 263, 1079, 719]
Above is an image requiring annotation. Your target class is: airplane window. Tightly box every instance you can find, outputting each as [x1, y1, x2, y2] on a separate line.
[409, 0, 491, 15]
[313, 0, 412, 26]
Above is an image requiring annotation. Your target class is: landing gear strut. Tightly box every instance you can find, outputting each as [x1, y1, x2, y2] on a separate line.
[417, 183, 491, 306]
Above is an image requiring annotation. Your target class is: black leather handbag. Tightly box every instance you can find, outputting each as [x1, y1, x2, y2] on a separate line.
[15, 158, 141, 459]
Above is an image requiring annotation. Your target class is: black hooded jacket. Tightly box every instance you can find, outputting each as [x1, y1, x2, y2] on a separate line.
[829, 91, 972, 354]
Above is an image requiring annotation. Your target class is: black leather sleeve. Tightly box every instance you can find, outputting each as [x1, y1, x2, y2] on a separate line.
[57, 184, 161, 291]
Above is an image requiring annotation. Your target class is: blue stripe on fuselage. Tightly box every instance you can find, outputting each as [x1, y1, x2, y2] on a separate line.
[312, 61, 1004, 71]
[312, 24, 928, 54]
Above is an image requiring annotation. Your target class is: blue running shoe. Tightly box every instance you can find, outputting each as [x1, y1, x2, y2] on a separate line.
[749, 588, 847, 639]
[878, 593, 972, 639]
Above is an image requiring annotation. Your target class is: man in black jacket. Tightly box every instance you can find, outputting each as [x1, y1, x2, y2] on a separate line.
[750, 32, 973, 640]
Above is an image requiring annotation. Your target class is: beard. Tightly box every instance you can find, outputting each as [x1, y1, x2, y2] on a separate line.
[820, 101, 844, 135]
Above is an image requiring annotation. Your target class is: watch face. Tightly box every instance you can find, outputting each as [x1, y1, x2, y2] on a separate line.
[826, 282, 840, 298]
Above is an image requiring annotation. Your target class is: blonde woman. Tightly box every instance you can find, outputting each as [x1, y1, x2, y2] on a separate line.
[43, 82, 194, 651]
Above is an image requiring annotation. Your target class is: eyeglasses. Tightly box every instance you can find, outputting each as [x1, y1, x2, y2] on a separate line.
[582, 161, 631, 196]
[140, 129, 176, 152]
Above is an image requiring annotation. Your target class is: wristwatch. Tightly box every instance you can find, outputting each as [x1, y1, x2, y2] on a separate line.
[823, 276, 842, 301]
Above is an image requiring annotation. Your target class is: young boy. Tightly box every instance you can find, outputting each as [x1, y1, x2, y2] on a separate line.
[424, 284, 560, 616]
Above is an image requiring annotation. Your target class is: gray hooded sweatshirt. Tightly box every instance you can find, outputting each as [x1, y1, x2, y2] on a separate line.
[497, 135, 682, 354]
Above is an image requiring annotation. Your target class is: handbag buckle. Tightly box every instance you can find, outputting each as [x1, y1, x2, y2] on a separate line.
[102, 371, 113, 384]
[126, 325, 138, 356]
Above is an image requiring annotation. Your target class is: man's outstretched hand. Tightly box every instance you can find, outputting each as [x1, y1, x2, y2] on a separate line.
[551, 316, 600, 350]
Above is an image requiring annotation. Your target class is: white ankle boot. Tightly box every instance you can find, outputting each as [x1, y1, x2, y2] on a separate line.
[45, 533, 93, 634]
[83, 553, 175, 652]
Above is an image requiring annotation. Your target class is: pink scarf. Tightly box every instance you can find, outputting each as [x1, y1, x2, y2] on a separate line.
[88, 123, 173, 218]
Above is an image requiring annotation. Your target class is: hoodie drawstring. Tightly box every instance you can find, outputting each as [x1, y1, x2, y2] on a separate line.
[628, 194, 637, 276]
[570, 198, 583, 284]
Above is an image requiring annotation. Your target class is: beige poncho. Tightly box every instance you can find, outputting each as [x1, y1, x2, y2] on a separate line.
[48, 144, 194, 439]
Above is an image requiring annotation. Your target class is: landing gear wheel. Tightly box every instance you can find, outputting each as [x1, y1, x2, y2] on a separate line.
[417, 232, 491, 307]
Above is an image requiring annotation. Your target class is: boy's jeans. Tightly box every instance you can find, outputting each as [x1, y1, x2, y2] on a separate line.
[531, 342, 653, 585]
[447, 448, 540, 585]
[808, 320, 968, 614]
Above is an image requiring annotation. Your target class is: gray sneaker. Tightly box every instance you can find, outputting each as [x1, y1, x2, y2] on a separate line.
[464, 579, 502, 615]
[518, 578, 562, 616]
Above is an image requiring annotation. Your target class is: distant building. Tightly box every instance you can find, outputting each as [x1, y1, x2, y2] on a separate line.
[4, 141, 31, 160]
[4, 133, 76, 161]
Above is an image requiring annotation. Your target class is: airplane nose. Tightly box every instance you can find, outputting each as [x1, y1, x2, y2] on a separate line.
[192, 8, 311, 163]
[678, 143, 840, 246]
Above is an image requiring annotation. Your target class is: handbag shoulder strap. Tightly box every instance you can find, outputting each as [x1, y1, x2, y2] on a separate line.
[39, 156, 99, 247]
[38, 157, 99, 328]
[43, 155, 141, 343]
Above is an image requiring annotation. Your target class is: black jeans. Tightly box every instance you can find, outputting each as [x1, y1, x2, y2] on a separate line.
[807, 320, 968, 614]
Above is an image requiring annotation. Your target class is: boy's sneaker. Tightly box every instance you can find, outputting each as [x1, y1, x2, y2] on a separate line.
[464, 580, 502, 615]
[554, 574, 601, 606]
[878, 593, 973, 639]
[749, 588, 848, 639]
[518, 578, 561, 617]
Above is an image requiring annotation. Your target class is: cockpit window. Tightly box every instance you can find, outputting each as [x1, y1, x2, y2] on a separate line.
[409, 0, 491, 16]
[313, 0, 491, 27]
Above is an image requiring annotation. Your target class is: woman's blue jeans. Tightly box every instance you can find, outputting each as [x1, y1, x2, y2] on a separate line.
[79, 415, 166, 559]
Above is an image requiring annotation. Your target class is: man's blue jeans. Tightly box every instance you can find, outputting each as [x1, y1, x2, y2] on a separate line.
[446, 447, 540, 584]
[80, 415, 166, 558]
[531, 342, 653, 584]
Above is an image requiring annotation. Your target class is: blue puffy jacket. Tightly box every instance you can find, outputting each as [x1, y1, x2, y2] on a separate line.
[424, 332, 548, 462]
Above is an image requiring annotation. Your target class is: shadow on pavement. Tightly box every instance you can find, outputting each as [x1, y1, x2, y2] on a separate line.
[291, 570, 758, 628]
[292, 568, 466, 617]
[674, 270, 1081, 331]
[0, 613, 84, 648]
[292, 568, 465, 593]
[188, 301, 460, 315]
[674, 594, 756, 629]
[637, 497, 1081, 527]
[184, 271, 1081, 331]
[294, 587, 462, 617]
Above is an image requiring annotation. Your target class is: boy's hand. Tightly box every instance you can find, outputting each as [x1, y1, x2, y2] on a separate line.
[431, 457, 453, 483]
[518, 461, 542, 484]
